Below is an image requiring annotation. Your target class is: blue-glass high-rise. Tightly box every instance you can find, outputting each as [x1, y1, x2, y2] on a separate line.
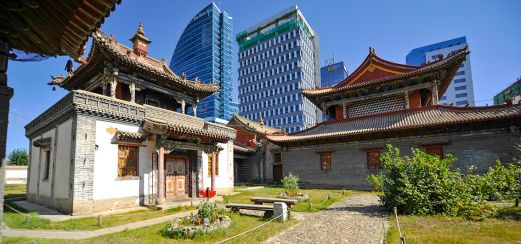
[321, 61, 348, 87]
[170, 2, 234, 122]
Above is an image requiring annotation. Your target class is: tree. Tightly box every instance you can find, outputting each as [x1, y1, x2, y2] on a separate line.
[8, 149, 28, 166]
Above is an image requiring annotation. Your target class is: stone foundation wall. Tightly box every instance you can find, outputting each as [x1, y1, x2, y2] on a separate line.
[27, 193, 73, 214]
[281, 128, 521, 190]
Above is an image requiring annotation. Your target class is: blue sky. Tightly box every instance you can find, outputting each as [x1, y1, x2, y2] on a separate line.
[6, 0, 521, 152]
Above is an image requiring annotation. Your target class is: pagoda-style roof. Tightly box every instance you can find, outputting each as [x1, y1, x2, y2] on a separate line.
[303, 47, 468, 106]
[267, 104, 521, 146]
[228, 113, 284, 135]
[0, 0, 121, 59]
[51, 30, 219, 97]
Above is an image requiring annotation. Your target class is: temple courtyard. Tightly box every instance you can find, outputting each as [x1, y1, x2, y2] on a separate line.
[1, 184, 519, 243]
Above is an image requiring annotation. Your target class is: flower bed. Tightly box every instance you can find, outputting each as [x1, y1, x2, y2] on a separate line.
[161, 201, 230, 239]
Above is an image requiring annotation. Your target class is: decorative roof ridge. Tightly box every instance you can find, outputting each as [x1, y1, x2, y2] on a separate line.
[90, 30, 220, 93]
[303, 48, 469, 95]
[283, 102, 520, 137]
[230, 113, 284, 135]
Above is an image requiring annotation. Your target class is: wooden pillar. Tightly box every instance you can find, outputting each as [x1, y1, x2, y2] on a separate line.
[211, 151, 216, 191]
[181, 97, 186, 114]
[342, 102, 347, 119]
[110, 68, 118, 98]
[404, 90, 410, 109]
[156, 145, 166, 205]
[129, 82, 136, 103]
[0, 39, 14, 225]
[193, 97, 199, 117]
[432, 81, 439, 105]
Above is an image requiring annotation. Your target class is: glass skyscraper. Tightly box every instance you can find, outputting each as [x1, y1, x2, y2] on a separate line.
[321, 61, 348, 87]
[406, 37, 475, 106]
[237, 5, 320, 133]
[170, 2, 235, 122]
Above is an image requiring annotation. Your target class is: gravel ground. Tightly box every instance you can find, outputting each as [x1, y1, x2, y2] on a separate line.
[265, 193, 388, 244]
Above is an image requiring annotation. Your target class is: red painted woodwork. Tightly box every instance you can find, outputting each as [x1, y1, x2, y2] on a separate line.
[409, 90, 422, 108]
[235, 127, 257, 148]
[335, 105, 344, 120]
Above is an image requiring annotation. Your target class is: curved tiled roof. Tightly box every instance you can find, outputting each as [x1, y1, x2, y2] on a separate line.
[267, 104, 521, 145]
[303, 47, 468, 98]
[53, 30, 219, 96]
[228, 113, 284, 135]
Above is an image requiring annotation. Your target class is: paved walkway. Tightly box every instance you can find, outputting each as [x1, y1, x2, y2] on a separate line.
[1, 210, 196, 240]
[266, 193, 388, 244]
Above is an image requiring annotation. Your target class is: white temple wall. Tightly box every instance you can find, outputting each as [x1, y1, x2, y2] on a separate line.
[92, 120, 152, 206]
[53, 118, 72, 199]
[200, 141, 234, 194]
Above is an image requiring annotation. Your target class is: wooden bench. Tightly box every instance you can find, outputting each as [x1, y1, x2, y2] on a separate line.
[250, 197, 298, 209]
[225, 203, 274, 217]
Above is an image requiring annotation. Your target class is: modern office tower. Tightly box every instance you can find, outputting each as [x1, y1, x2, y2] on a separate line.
[236, 5, 321, 133]
[494, 77, 521, 105]
[170, 2, 234, 122]
[321, 59, 348, 87]
[406, 36, 475, 106]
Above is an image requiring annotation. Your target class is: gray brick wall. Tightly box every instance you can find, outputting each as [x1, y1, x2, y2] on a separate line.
[71, 115, 96, 209]
[281, 128, 521, 190]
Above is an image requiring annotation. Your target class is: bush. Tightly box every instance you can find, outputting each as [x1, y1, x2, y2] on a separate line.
[281, 173, 300, 197]
[197, 201, 225, 224]
[367, 174, 383, 192]
[8, 149, 28, 166]
[374, 145, 521, 217]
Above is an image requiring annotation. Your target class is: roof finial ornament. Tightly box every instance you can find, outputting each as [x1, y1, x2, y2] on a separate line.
[195, 77, 200, 83]
[137, 21, 145, 36]
[259, 116, 264, 126]
[181, 73, 186, 80]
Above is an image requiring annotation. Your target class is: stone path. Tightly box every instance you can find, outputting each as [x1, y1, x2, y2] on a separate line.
[266, 193, 388, 244]
[1, 210, 196, 240]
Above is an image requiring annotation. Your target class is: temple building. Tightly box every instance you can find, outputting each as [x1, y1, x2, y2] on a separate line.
[267, 47, 521, 189]
[24, 25, 236, 215]
[227, 114, 283, 183]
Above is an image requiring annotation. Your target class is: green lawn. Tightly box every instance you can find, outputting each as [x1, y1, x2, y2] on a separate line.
[223, 186, 350, 212]
[386, 214, 521, 243]
[3, 212, 297, 244]
[3, 184, 196, 230]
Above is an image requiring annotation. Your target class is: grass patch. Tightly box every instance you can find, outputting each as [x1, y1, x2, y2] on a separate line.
[223, 186, 350, 212]
[3, 203, 195, 230]
[386, 214, 521, 243]
[4, 184, 26, 200]
[3, 184, 196, 230]
[3, 212, 296, 244]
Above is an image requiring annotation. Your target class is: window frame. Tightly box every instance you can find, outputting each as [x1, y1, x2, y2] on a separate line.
[43, 149, 51, 180]
[319, 152, 332, 171]
[208, 153, 219, 176]
[117, 145, 139, 178]
[425, 144, 445, 159]
[365, 149, 382, 170]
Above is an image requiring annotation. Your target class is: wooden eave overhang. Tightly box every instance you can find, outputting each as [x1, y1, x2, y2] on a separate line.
[51, 31, 219, 98]
[303, 48, 468, 107]
[267, 103, 521, 146]
[0, 0, 121, 59]
[227, 113, 284, 135]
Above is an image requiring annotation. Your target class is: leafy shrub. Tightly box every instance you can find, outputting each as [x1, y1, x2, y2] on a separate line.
[8, 149, 28, 166]
[374, 145, 521, 217]
[281, 173, 300, 197]
[378, 145, 482, 216]
[367, 174, 383, 192]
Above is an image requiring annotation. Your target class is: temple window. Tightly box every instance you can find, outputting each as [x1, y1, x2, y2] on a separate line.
[208, 153, 219, 176]
[115, 83, 131, 101]
[425, 145, 444, 158]
[43, 150, 51, 180]
[320, 152, 332, 170]
[273, 152, 281, 164]
[366, 150, 381, 170]
[118, 145, 139, 177]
